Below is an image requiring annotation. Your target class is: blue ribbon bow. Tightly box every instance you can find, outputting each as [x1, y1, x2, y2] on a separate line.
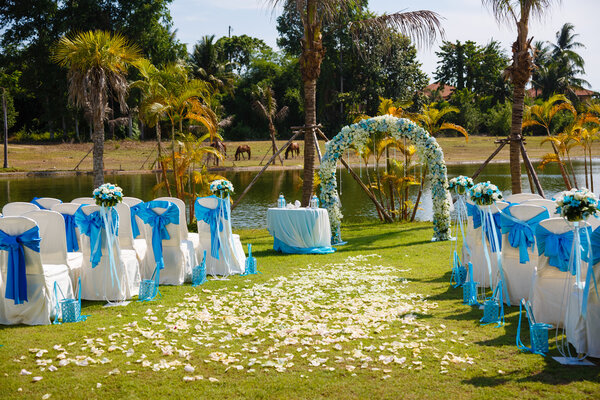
[61, 213, 80, 252]
[501, 208, 549, 263]
[467, 203, 502, 252]
[536, 224, 591, 274]
[129, 203, 144, 239]
[74, 207, 118, 268]
[0, 226, 41, 304]
[137, 200, 179, 270]
[195, 195, 229, 260]
[591, 226, 600, 267]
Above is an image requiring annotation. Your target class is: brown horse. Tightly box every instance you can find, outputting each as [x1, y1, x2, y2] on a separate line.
[285, 142, 300, 159]
[209, 140, 227, 166]
[235, 145, 251, 161]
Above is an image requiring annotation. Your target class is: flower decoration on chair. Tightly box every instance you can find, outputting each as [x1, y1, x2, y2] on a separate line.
[209, 179, 234, 199]
[318, 115, 452, 242]
[555, 188, 599, 222]
[449, 176, 474, 195]
[93, 183, 123, 207]
[468, 181, 502, 206]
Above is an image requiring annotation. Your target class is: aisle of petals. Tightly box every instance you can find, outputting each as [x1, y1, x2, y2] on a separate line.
[16, 254, 475, 388]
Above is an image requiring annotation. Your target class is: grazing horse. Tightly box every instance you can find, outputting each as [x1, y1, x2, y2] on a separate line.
[285, 142, 300, 159]
[209, 140, 227, 166]
[235, 145, 251, 161]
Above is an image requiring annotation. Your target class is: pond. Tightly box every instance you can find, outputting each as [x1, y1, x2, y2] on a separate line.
[0, 160, 597, 230]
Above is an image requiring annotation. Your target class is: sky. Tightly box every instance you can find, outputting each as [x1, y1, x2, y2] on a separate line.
[169, 0, 600, 90]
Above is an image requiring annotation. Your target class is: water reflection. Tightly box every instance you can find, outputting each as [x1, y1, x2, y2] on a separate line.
[0, 160, 597, 229]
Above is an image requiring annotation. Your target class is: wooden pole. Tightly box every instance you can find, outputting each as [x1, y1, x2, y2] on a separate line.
[232, 131, 302, 210]
[471, 139, 508, 180]
[73, 146, 94, 170]
[312, 128, 322, 163]
[2, 88, 8, 169]
[519, 139, 545, 198]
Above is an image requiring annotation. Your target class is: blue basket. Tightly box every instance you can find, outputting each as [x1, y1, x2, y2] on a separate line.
[193, 250, 207, 286]
[242, 244, 259, 276]
[139, 267, 160, 302]
[517, 299, 552, 355]
[53, 277, 86, 324]
[481, 299, 500, 324]
[463, 281, 478, 305]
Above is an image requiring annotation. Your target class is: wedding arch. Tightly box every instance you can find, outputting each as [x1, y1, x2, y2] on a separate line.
[318, 115, 452, 243]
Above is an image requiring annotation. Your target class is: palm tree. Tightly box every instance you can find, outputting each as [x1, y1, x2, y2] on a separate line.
[550, 23, 589, 93]
[522, 94, 575, 188]
[415, 103, 469, 139]
[252, 83, 289, 166]
[53, 30, 140, 187]
[483, 0, 559, 194]
[267, 0, 443, 205]
[190, 35, 235, 93]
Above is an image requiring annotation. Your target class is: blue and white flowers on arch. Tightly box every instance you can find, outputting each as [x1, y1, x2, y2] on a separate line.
[318, 115, 452, 243]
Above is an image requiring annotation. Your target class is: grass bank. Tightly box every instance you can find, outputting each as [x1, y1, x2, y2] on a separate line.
[0, 221, 597, 399]
[1, 137, 599, 174]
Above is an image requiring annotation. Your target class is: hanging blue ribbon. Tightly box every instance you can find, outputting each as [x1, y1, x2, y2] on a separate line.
[0, 226, 41, 304]
[466, 202, 482, 229]
[31, 197, 61, 210]
[61, 213, 80, 252]
[137, 200, 179, 270]
[500, 208, 549, 264]
[194, 195, 229, 260]
[467, 202, 502, 251]
[129, 203, 144, 239]
[536, 224, 591, 274]
[74, 207, 118, 268]
[591, 226, 600, 266]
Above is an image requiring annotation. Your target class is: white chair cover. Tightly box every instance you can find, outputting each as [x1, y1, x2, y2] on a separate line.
[2, 202, 40, 216]
[33, 197, 62, 210]
[531, 218, 590, 328]
[584, 256, 600, 357]
[71, 197, 95, 205]
[505, 193, 543, 203]
[115, 203, 148, 279]
[0, 217, 52, 325]
[500, 204, 548, 305]
[50, 203, 84, 279]
[139, 202, 191, 285]
[196, 196, 246, 276]
[155, 197, 198, 278]
[77, 205, 140, 301]
[521, 199, 560, 217]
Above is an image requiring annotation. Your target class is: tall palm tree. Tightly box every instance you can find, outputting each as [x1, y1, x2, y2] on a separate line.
[190, 35, 235, 93]
[53, 30, 141, 187]
[267, 0, 443, 205]
[252, 83, 289, 166]
[522, 93, 575, 188]
[415, 103, 469, 139]
[483, 0, 559, 194]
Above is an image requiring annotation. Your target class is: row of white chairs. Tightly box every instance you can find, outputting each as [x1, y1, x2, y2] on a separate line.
[462, 193, 600, 357]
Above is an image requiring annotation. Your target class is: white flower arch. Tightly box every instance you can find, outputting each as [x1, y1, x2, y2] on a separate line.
[318, 115, 452, 243]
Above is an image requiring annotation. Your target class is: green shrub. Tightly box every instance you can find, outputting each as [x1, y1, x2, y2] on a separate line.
[486, 101, 512, 137]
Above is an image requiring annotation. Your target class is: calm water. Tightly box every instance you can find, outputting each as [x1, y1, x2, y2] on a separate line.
[1, 161, 598, 229]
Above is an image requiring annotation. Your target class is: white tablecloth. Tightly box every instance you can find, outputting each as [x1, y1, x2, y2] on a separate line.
[266, 208, 335, 254]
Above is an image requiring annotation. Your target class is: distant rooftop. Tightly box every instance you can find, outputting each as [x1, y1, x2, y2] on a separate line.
[423, 83, 455, 100]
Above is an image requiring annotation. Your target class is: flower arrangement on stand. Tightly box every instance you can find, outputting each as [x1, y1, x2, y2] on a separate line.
[449, 176, 474, 195]
[468, 181, 503, 206]
[449, 175, 474, 288]
[318, 115, 452, 243]
[555, 188, 599, 221]
[93, 183, 123, 207]
[210, 179, 234, 199]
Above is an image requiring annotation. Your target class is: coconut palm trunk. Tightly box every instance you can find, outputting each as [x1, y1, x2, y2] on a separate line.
[92, 118, 105, 187]
[509, 82, 525, 193]
[302, 79, 317, 206]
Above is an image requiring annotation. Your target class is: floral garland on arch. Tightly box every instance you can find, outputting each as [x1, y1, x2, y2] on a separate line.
[318, 115, 452, 243]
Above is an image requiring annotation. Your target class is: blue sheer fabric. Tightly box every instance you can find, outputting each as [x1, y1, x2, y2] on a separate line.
[129, 203, 144, 239]
[31, 197, 61, 210]
[500, 208, 549, 263]
[467, 203, 502, 252]
[195, 196, 228, 260]
[137, 200, 179, 270]
[61, 213, 80, 252]
[0, 226, 41, 304]
[536, 224, 591, 274]
[74, 207, 119, 268]
[273, 237, 335, 254]
[591, 226, 600, 266]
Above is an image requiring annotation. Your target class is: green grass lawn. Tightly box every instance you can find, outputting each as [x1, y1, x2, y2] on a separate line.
[0, 221, 598, 399]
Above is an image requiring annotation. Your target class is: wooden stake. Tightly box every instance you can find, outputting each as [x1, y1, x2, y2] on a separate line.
[471, 139, 508, 180]
[519, 139, 545, 198]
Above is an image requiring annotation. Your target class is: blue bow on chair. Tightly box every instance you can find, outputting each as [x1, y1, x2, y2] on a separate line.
[536, 224, 591, 274]
[501, 208, 549, 263]
[466, 202, 482, 229]
[74, 208, 118, 268]
[0, 226, 41, 304]
[61, 213, 80, 252]
[591, 226, 600, 266]
[195, 196, 229, 260]
[469, 203, 503, 252]
[129, 203, 144, 239]
[137, 201, 179, 270]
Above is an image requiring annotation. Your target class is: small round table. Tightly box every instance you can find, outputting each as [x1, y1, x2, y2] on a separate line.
[266, 207, 335, 254]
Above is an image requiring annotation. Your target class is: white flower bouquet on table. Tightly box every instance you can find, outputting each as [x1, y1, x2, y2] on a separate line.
[93, 183, 123, 207]
[469, 181, 502, 206]
[449, 176, 474, 195]
[210, 179, 234, 199]
[555, 188, 599, 222]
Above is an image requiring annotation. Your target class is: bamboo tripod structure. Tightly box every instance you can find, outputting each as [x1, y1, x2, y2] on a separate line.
[231, 124, 394, 222]
[471, 136, 545, 198]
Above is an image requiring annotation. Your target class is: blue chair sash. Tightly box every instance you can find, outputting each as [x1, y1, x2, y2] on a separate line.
[536, 224, 591, 274]
[500, 208, 549, 263]
[129, 203, 144, 239]
[0, 226, 41, 304]
[591, 226, 600, 267]
[74, 207, 118, 268]
[61, 213, 80, 252]
[467, 203, 502, 252]
[466, 202, 482, 229]
[137, 200, 179, 270]
[195, 195, 229, 260]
